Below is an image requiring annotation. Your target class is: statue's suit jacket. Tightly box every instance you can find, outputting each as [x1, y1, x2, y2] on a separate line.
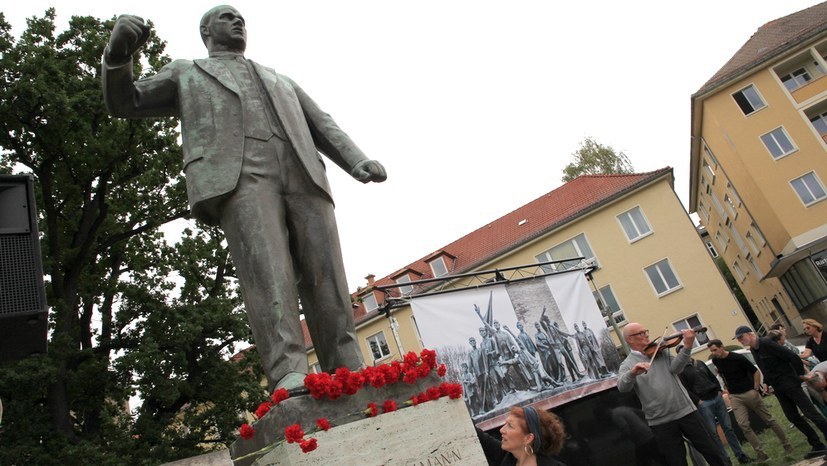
[102, 55, 369, 225]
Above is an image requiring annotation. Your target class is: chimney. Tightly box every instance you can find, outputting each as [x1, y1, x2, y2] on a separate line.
[366, 274, 376, 287]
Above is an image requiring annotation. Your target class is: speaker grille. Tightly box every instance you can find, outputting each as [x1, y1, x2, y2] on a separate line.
[0, 233, 46, 316]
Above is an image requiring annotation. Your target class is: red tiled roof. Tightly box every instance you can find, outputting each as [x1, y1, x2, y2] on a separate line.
[695, 1, 827, 97]
[300, 168, 672, 350]
[349, 167, 670, 322]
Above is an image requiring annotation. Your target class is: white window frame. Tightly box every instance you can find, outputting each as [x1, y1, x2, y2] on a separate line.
[361, 292, 379, 312]
[410, 315, 424, 348]
[730, 224, 749, 256]
[698, 200, 710, 223]
[705, 240, 718, 258]
[732, 84, 767, 116]
[780, 67, 813, 92]
[366, 331, 392, 362]
[790, 171, 827, 206]
[710, 192, 726, 219]
[747, 254, 762, 278]
[395, 274, 413, 296]
[810, 110, 827, 136]
[733, 260, 746, 282]
[592, 284, 626, 327]
[723, 194, 738, 219]
[616, 206, 653, 243]
[644, 258, 682, 297]
[760, 127, 797, 160]
[750, 224, 766, 246]
[673, 314, 710, 349]
[428, 256, 449, 278]
[535, 233, 597, 272]
[715, 227, 729, 252]
[745, 231, 761, 256]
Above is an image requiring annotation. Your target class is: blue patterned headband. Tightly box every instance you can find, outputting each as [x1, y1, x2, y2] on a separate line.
[523, 406, 542, 453]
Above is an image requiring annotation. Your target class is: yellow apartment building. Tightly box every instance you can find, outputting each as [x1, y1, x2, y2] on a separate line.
[305, 168, 750, 366]
[689, 2, 827, 333]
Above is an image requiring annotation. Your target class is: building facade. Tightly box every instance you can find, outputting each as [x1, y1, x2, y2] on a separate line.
[689, 2, 827, 333]
[306, 168, 751, 367]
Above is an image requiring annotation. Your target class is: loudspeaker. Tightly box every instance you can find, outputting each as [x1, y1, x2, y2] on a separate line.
[0, 174, 48, 363]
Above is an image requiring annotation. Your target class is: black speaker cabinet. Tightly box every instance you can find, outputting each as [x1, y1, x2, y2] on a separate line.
[0, 174, 48, 363]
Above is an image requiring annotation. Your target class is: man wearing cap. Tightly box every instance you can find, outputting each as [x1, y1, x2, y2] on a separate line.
[735, 325, 827, 458]
[708, 339, 792, 461]
[618, 322, 727, 466]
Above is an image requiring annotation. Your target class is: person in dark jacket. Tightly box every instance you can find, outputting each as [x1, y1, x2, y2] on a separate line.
[477, 406, 567, 466]
[736, 325, 827, 458]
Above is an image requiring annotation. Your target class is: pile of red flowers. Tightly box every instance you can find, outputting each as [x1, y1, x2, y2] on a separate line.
[236, 348, 463, 456]
[304, 349, 440, 400]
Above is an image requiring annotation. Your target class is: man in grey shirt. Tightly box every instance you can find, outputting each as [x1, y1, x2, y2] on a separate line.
[618, 323, 726, 466]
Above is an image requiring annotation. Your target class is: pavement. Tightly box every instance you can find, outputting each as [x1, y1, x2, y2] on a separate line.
[792, 456, 827, 466]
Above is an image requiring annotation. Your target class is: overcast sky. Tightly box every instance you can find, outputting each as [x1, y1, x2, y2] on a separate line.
[4, 1, 822, 290]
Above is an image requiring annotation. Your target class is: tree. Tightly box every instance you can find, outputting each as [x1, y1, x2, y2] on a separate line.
[0, 11, 262, 464]
[561, 137, 634, 182]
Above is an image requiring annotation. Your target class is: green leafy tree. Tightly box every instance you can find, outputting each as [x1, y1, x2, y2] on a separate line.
[0, 10, 263, 464]
[561, 137, 634, 182]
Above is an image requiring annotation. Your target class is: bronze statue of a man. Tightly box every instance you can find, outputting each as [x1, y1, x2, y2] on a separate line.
[102, 5, 386, 391]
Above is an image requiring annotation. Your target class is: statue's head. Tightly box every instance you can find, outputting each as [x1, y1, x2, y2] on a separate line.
[200, 5, 247, 53]
[493, 320, 501, 330]
[516, 322, 524, 331]
[574, 323, 580, 331]
[479, 327, 487, 338]
[469, 337, 477, 347]
[534, 322, 541, 329]
[582, 321, 588, 328]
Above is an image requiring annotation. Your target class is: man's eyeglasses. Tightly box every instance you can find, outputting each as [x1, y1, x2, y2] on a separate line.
[629, 329, 649, 338]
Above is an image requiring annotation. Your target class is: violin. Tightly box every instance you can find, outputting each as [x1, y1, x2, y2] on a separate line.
[643, 326, 708, 359]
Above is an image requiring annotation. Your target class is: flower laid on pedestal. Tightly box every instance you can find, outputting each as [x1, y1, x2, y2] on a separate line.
[235, 348, 462, 458]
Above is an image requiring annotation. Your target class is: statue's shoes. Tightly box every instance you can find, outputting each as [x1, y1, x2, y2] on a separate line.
[275, 371, 308, 395]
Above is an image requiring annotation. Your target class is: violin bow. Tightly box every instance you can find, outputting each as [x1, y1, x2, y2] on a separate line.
[648, 326, 670, 365]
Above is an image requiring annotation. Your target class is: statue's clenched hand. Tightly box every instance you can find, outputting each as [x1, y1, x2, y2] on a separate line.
[106, 15, 151, 64]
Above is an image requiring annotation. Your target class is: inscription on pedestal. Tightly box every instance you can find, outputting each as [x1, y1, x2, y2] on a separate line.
[409, 449, 462, 466]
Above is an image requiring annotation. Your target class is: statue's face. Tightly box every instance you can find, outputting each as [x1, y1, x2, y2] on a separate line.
[479, 327, 487, 338]
[574, 324, 580, 331]
[493, 321, 501, 330]
[205, 6, 247, 52]
[469, 337, 477, 347]
[534, 322, 541, 330]
[516, 322, 524, 331]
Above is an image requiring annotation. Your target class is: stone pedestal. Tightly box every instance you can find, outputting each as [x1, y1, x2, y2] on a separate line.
[229, 374, 485, 466]
[253, 397, 484, 466]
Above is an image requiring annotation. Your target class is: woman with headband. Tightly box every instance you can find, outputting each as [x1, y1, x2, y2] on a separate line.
[477, 405, 567, 465]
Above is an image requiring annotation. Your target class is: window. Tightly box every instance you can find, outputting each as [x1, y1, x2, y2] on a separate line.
[760, 127, 796, 159]
[730, 224, 748, 256]
[791, 172, 827, 206]
[592, 284, 625, 327]
[732, 85, 766, 115]
[733, 260, 746, 282]
[705, 240, 718, 257]
[715, 227, 729, 252]
[746, 231, 761, 256]
[698, 200, 710, 223]
[780, 67, 812, 92]
[747, 254, 762, 277]
[410, 315, 424, 348]
[810, 110, 827, 136]
[673, 315, 710, 348]
[617, 206, 652, 242]
[361, 292, 378, 312]
[644, 259, 682, 296]
[396, 274, 413, 296]
[723, 194, 738, 219]
[366, 331, 391, 361]
[535, 233, 596, 272]
[710, 192, 726, 218]
[703, 159, 716, 180]
[428, 257, 448, 277]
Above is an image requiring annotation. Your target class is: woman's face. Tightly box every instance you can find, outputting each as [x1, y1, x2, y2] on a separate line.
[804, 324, 818, 336]
[499, 414, 532, 454]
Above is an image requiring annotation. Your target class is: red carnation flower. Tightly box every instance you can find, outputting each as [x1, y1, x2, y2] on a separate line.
[403, 351, 419, 367]
[316, 418, 331, 431]
[285, 424, 305, 444]
[441, 382, 463, 399]
[420, 348, 437, 369]
[437, 364, 447, 377]
[402, 369, 418, 384]
[271, 388, 289, 404]
[255, 401, 273, 419]
[410, 395, 420, 406]
[382, 399, 398, 413]
[239, 423, 255, 440]
[299, 437, 318, 453]
[365, 402, 379, 417]
[425, 387, 441, 401]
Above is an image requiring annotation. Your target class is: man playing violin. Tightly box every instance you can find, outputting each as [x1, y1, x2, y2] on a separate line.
[618, 323, 727, 466]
